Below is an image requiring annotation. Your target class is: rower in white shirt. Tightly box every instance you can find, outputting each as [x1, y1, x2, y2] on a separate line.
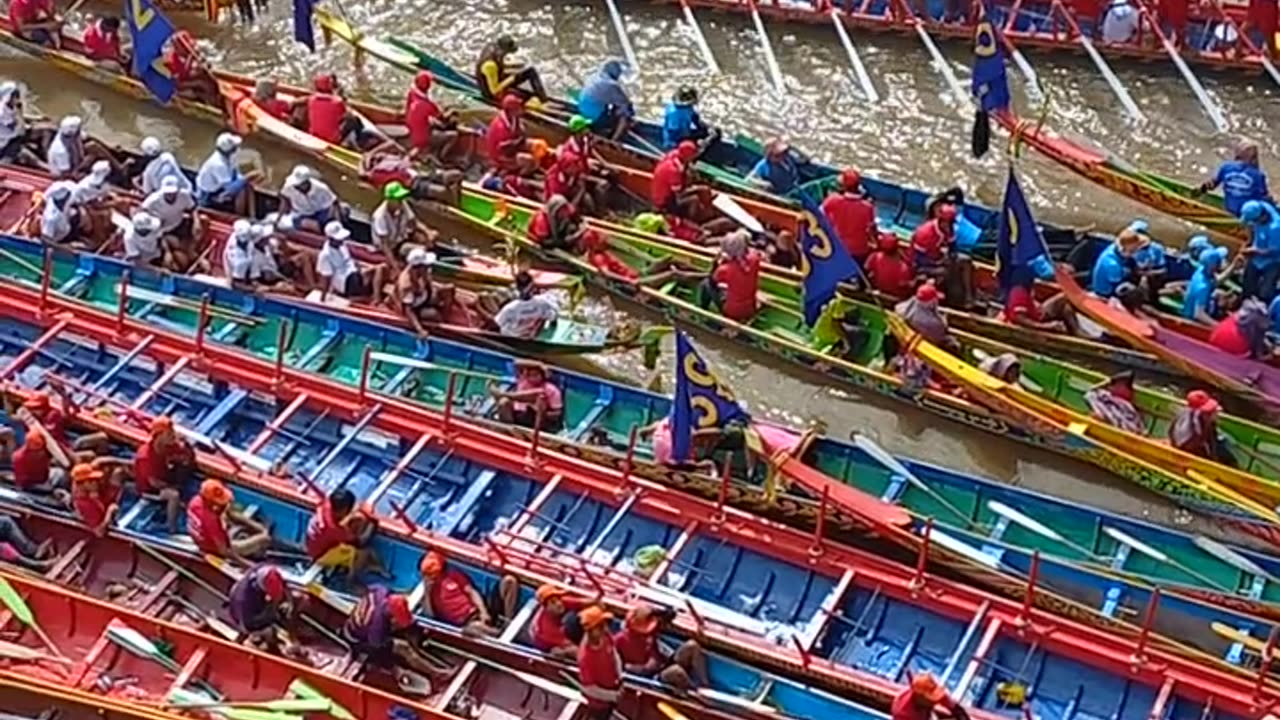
[0, 82, 36, 165]
[72, 160, 113, 205]
[141, 175, 200, 270]
[195, 132, 256, 214]
[46, 116, 84, 179]
[122, 211, 165, 268]
[279, 165, 341, 233]
[1100, 0, 1139, 43]
[317, 221, 382, 301]
[40, 181, 85, 246]
[138, 137, 191, 196]
[223, 219, 255, 289]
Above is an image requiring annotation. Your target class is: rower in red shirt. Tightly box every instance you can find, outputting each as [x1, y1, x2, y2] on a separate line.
[305, 487, 382, 581]
[710, 230, 762, 323]
[528, 195, 587, 251]
[910, 204, 956, 278]
[1158, 0, 1190, 46]
[531, 584, 594, 659]
[891, 673, 970, 720]
[132, 416, 194, 535]
[1207, 300, 1274, 359]
[577, 606, 623, 718]
[419, 550, 516, 637]
[404, 71, 459, 162]
[306, 73, 348, 145]
[651, 141, 699, 219]
[9, 0, 59, 47]
[864, 233, 914, 299]
[544, 150, 593, 212]
[486, 94, 532, 175]
[82, 16, 125, 69]
[821, 169, 878, 263]
[12, 432, 65, 496]
[1000, 265, 1079, 334]
[71, 462, 121, 536]
[21, 392, 66, 445]
[614, 605, 706, 689]
[186, 480, 272, 561]
[252, 80, 294, 122]
[581, 228, 638, 281]
[1248, 0, 1279, 56]
[164, 32, 217, 102]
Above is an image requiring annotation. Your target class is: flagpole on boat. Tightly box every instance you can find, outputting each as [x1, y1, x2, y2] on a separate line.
[1135, 3, 1229, 131]
[680, 0, 721, 73]
[1050, 0, 1145, 123]
[831, 8, 880, 102]
[747, 0, 788, 94]
[604, 0, 642, 75]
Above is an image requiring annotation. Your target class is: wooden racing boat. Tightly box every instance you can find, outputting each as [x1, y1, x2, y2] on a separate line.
[0, 673, 201, 720]
[0, 282, 1277, 718]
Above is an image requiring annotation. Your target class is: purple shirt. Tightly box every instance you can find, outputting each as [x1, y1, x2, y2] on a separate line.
[343, 585, 393, 650]
[228, 565, 279, 632]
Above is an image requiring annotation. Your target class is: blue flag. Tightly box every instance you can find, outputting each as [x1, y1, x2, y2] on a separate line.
[996, 167, 1052, 295]
[797, 194, 861, 327]
[671, 332, 751, 463]
[294, 0, 316, 51]
[126, 0, 178, 104]
[971, 15, 1010, 113]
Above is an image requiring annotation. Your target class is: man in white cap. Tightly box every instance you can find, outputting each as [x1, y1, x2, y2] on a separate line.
[46, 116, 85, 179]
[0, 83, 36, 165]
[223, 219, 256, 289]
[317, 221, 382, 301]
[142, 175, 200, 268]
[278, 165, 341, 233]
[122, 211, 164, 267]
[394, 246, 444, 334]
[40, 181, 85, 246]
[196, 132, 256, 214]
[127, 136, 162, 190]
[72, 160, 113, 205]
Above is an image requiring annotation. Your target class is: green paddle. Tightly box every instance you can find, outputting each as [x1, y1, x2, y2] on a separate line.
[0, 577, 63, 658]
[105, 620, 222, 698]
[167, 688, 326, 716]
[287, 679, 356, 720]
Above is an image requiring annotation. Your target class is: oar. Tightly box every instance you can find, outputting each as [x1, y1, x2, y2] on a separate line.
[996, 22, 1042, 101]
[831, 9, 879, 102]
[711, 193, 766, 233]
[116, 284, 262, 326]
[850, 433, 977, 530]
[604, 0, 641, 76]
[900, 2, 970, 114]
[1193, 535, 1280, 583]
[746, 0, 787, 94]
[1102, 526, 1236, 593]
[422, 639, 585, 703]
[105, 620, 222, 697]
[367, 351, 507, 383]
[0, 638, 71, 664]
[287, 679, 356, 720]
[0, 247, 42, 278]
[680, 0, 720, 74]
[1050, 0, 1143, 122]
[1134, 2, 1228, 131]
[985, 500, 1100, 560]
[0, 577, 63, 658]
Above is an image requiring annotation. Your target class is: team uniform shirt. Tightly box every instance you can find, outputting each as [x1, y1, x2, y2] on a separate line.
[40, 202, 73, 243]
[712, 252, 763, 322]
[196, 152, 241, 201]
[344, 585, 396, 650]
[228, 566, 280, 632]
[141, 189, 196, 233]
[132, 438, 189, 494]
[72, 481, 119, 530]
[404, 91, 442, 150]
[224, 241, 253, 282]
[186, 495, 231, 555]
[1089, 243, 1130, 297]
[7, 0, 39, 28]
[317, 243, 359, 295]
[587, 248, 638, 280]
[1133, 241, 1168, 272]
[250, 243, 281, 280]
[428, 568, 479, 626]
[1100, 0, 1139, 41]
[890, 689, 956, 720]
[305, 499, 357, 559]
[124, 226, 162, 264]
[73, 175, 110, 205]
[661, 103, 702, 149]
[83, 22, 122, 61]
[650, 153, 688, 213]
[485, 113, 524, 172]
[494, 296, 558, 339]
[28, 407, 67, 444]
[281, 180, 337, 221]
[1248, 206, 1280, 273]
[543, 167, 584, 202]
[372, 202, 414, 249]
[512, 377, 563, 415]
[0, 103, 26, 147]
[11, 444, 49, 490]
[530, 597, 592, 651]
[864, 250, 913, 298]
[614, 627, 661, 667]
[821, 193, 877, 261]
[910, 220, 951, 268]
[305, 95, 346, 144]
[749, 156, 799, 195]
[46, 134, 81, 178]
[1181, 266, 1218, 320]
[1209, 314, 1252, 355]
[142, 154, 190, 196]
[578, 634, 624, 708]
[1001, 285, 1042, 323]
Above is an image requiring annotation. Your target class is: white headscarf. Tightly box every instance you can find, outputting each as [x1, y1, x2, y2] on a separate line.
[142, 151, 190, 195]
[0, 82, 21, 134]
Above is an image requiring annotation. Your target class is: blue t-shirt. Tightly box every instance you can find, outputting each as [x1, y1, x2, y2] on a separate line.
[1133, 241, 1167, 271]
[1090, 243, 1129, 297]
[1029, 254, 1055, 281]
[1215, 161, 1270, 217]
[749, 156, 799, 195]
[1250, 204, 1280, 271]
[578, 65, 633, 124]
[1181, 266, 1217, 319]
[661, 103, 703, 149]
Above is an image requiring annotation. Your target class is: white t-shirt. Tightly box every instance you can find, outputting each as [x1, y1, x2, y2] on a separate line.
[46, 135, 79, 178]
[316, 242, 357, 294]
[372, 201, 412, 245]
[0, 109, 25, 145]
[250, 242, 280, 279]
[142, 154, 191, 196]
[223, 240, 252, 281]
[281, 179, 336, 217]
[494, 297, 558, 339]
[1101, 1, 1138, 43]
[196, 151, 237, 196]
[73, 176, 109, 205]
[141, 189, 196, 232]
[124, 226, 162, 263]
[40, 203, 71, 243]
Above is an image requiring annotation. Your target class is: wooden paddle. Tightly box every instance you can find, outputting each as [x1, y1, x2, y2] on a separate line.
[851, 432, 977, 530]
[0, 577, 63, 658]
[1102, 526, 1236, 593]
[105, 620, 222, 698]
[0, 638, 71, 664]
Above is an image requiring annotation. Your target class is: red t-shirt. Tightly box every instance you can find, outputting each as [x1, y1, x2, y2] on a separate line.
[404, 91, 441, 150]
[650, 154, 687, 212]
[530, 597, 591, 651]
[165, 49, 195, 81]
[1209, 315, 1251, 356]
[1159, 0, 1189, 27]
[307, 94, 347, 144]
[187, 495, 230, 555]
[259, 97, 293, 121]
[1249, 0, 1277, 29]
[485, 114, 523, 172]
[305, 499, 356, 559]
[613, 628, 658, 666]
[910, 220, 950, 263]
[544, 167, 583, 202]
[1001, 285, 1041, 323]
[429, 568, 477, 625]
[8, 0, 41, 27]
[821, 193, 877, 261]
[365, 156, 414, 188]
[864, 250, 913, 298]
[29, 407, 67, 444]
[588, 250, 638, 280]
[712, 251, 762, 322]
[83, 23, 121, 61]
[890, 689, 955, 720]
[132, 439, 178, 495]
[528, 209, 554, 244]
[577, 634, 623, 707]
[11, 445, 49, 490]
[73, 482, 119, 531]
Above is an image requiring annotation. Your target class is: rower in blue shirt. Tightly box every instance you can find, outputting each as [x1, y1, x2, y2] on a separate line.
[661, 86, 717, 150]
[577, 59, 634, 141]
[746, 138, 800, 195]
[1241, 200, 1280, 302]
[1181, 247, 1227, 323]
[1090, 229, 1143, 297]
[1198, 140, 1271, 217]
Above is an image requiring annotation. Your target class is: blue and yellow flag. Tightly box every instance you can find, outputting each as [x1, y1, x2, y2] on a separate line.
[797, 194, 861, 327]
[671, 331, 751, 462]
[294, 0, 316, 51]
[971, 14, 1011, 114]
[995, 167, 1052, 295]
[127, 0, 178, 104]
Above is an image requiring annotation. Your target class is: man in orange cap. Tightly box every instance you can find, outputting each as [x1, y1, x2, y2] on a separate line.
[1168, 389, 1236, 466]
[70, 462, 122, 536]
[343, 584, 446, 675]
[614, 604, 705, 689]
[15, 390, 107, 457]
[418, 549, 517, 638]
[891, 672, 969, 720]
[821, 169, 878, 265]
[228, 564, 293, 652]
[531, 583, 596, 659]
[186, 479, 272, 561]
[403, 71, 459, 163]
[577, 605, 622, 720]
[132, 416, 195, 534]
[10, 431, 65, 498]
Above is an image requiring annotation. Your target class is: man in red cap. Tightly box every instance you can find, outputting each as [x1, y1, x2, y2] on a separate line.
[228, 564, 293, 652]
[528, 195, 588, 252]
[531, 583, 595, 659]
[132, 416, 195, 534]
[343, 584, 445, 675]
[577, 605, 623, 720]
[187, 479, 272, 561]
[486, 94, 535, 177]
[614, 605, 706, 689]
[418, 549, 518, 637]
[403, 71, 459, 163]
[891, 672, 970, 720]
[821, 169, 878, 264]
[1169, 390, 1236, 466]
[650, 141, 701, 220]
[544, 150, 594, 213]
[307, 73, 348, 145]
[910, 204, 972, 307]
[864, 233, 914, 300]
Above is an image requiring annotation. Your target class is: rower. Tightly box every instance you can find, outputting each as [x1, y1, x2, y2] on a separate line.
[475, 34, 549, 104]
[1001, 265, 1080, 335]
[1084, 371, 1145, 434]
[223, 220, 258, 291]
[1129, 220, 1169, 301]
[489, 359, 565, 432]
[891, 673, 971, 720]
[910, 204, 972, 308]
[196, 133, 255, 215]
[544, 149, 597, 214]
[1198, 140, 1272, 217]
[83, 15, 126, 70]
[528, 194, 588, 251]
[531, 584, 593, 659]
[46, 115, 86, 179]
[864, 232, 913, 299]
[580, 228, 636, 281]
[371, 181, 432, 270]
[1157, 0, 1190, 46]
[186, 479, 273, 562]
[362, 148, 462, 206]
[250, 223, 306, 290]
[1208, 297, 1275, 359]
[228, 564, 293, 652]
[577, 606, 623, 718]
[1099, 0, 1139, 43]
[766, 229, 799, 269]
[165, 31, 218, 103]
[10, 431, 68, 502]
[72, 160, 113, 207]
[559, 115, 615, 200]
[122, 211, 170, 269]
[896, 283, 960, 354]
[0, 514, 53, 573]
[318, 221, 383, 302]
[578, 58, 634, 141]
[71, 462, 124, 537]
[1089, 228, 1143, 298]
[821, 169, 878, 264]
[132, 417, 195, 535]
[9, 0, 60, 47]
[139, 142, 190, 196]
[141, 175, 200, 262]
[495, 271, 558, 339]
[305, 488, 382, 581]
[486, 94, 538, 179]
[253, 80, 295, 122]
[662, 85, 718, 151]
[418, 549, 517, 638]
[40, 181, 88, 246]
[1239, 200, 1280, 302]
[342, 585, 443, 676]
[394, 247, 446, 335]
[403, 71, 459, 163]
[1169, 390, 1237, 466]
[616, 605, 706, 689]
[279, 165, 341, 233]
[746, 138, 801, 196]
[305, 73, 347, 145]
[703, 230, 762, 323]
[1246, 0, 1279, 57]
[1182, 247, 1229, 323]
[0, 83, 37, 166]
[131, 137, 163, 191]
[651, 141, 715, 239]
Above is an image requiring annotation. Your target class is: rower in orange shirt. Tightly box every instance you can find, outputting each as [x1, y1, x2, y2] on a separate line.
[418, 550, 518, 637]
[131, 417, 195, 535]
[891, 674, 971, 720]
[71, 462, 123, 537]
[186, 480, 272, 562]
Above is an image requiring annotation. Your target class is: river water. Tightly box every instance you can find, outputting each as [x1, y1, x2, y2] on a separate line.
[9, 0, 1277, 531]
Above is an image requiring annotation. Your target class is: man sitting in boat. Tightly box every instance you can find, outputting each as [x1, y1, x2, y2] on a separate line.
[0, 83, 38, 166]
[1197, 140, 1272, 218]
[544, 149, 601, 216]
[187, 479, 273, 562]
[164, 31, 219, 104]
[475, 35, 549, 105]
[488, 359, 565, 432]
[578, 58, 634, 141]
[132, 417, 195, 536]
[252, 80, 296, 122]
[662, 86, 718, 152]
[1239, 200, 1280, 302]
[46, 115, 113, 180]
[8, 0, 60, 47]
[255, 223, 313, 290]
[1169, 390, 1237, 466]
[403, 71, 460, 164]
[304, 73, 353, 146]
[864, 232, 914, 300]
[891, 673, 971, 720]
[822, 169, 878, 265]
[362, 148, 463, 207]
[615, 605, 707, 690]
[701, 230, 763, 324]
[228, 564, 296, 655]
[1001, 265, 1080, 335]
[395, 247, 457, 335]
[317, 221, 383, 302]
[910, 204, 973, 309]
[529, 194, 589, 251]
[141, 176, 201, 264]
[1208, 297, 1277, 359]
[418, 550, 518, 638]
[8, 431, 67, 501]
[559, 116, 617, 203]
[578, 606, 623, 719]
[343, 585, 445, 676]
[71, 461, 124, 536]
[1099, 0, 1139, 43]
[305, 488, 383, 582]
[1089, 228, 1142, 298]
[1084, 370, 1146, 434]
[224, 219, 260, 290]
[82, 15, 127, 71]
[135, 138, 190, 195]
[0, 514, 54, 573]
[278, 165, 341, 233]
[196, 132, 257, 215]
[121, 211, 174, 269]
[39, 180, 89, 247]
[370, 183, 431, 272]
[651, 141, 732, 241]
[897, 283, 961, 354]
[485, 94, 543, 193]
[72, 159, 113, 207]
[530, 584, 595, 660]
[495, 271, 558, 340]
[746, 139, 802, 196]
[1181, 247, 1231, 323]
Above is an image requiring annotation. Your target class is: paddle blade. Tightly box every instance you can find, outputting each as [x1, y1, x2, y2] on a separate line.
[971, 109, 990, 158]
[0, 577, 35, 627]
[287, 679, 356, 720]
[223, 710, 305, 720]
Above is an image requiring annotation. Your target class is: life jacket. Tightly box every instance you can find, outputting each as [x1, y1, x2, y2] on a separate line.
[307, 93, 347, 144]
